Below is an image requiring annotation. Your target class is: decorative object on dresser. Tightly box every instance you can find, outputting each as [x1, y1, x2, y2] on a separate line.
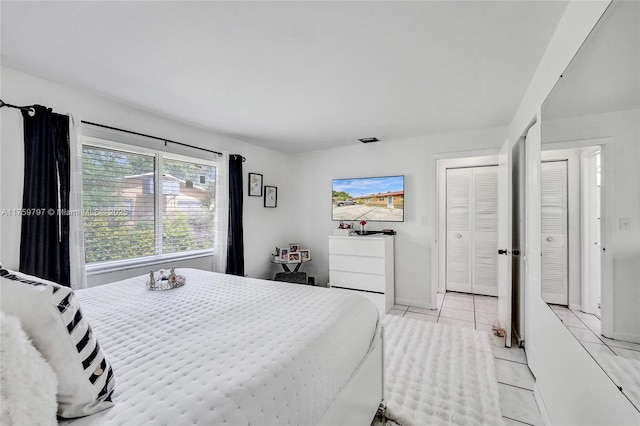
[248, 172, 263, 197]
[328, 235, 395, 313]
[264, 185, 277, 207]
[334, 221, 353, 236]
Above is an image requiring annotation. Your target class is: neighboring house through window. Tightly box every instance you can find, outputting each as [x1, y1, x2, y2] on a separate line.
[81, 138, 217, 269]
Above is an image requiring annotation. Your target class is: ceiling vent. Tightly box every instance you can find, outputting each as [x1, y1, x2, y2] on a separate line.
[358, 137, 380, 143]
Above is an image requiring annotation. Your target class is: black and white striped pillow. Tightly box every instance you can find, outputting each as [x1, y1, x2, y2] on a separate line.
[0, 266, 115, 418]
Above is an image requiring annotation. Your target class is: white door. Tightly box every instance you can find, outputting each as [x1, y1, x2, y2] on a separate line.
[446, 168, 472, 293]
[497, 138, 513, 347]
[540, 161, 568, 305]
[582, 150, 602, 316]
[387, 196, 393, 208]
[524, 122, 542, 372]
[472, 167, 499, 296]
[446, 166, 498, 296]
[589, 153, 602, 316]
[512, 138, 526, 345]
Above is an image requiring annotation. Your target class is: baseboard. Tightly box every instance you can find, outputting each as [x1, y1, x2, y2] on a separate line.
[394, 297, 432, 309]
[533, 383, 552, 426]
[607, 330, 640, 344]
[568, 303, 582, 312]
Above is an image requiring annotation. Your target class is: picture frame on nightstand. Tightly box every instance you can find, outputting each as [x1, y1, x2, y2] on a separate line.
[279, 248, 289, 261]
[298, 249, 311, 262]
[288, 252, 301, 263]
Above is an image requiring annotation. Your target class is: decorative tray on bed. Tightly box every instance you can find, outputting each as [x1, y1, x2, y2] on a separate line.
[147, 272, 186, 291]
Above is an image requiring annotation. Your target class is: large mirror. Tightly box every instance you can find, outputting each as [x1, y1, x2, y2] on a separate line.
[541, 0, 640, 410]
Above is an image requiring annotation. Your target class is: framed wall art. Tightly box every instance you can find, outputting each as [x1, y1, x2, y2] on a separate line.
[264, 185, 277, 208]
[248, 173, 263, 197]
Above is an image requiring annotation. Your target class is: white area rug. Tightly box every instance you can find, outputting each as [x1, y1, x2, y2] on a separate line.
[382, 315, 505, 426]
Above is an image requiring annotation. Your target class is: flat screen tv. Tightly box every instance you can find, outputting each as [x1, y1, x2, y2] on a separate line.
[332, 175, 404, 222]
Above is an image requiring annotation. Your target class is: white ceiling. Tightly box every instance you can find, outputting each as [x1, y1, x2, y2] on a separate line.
[1, 1, 569, 153]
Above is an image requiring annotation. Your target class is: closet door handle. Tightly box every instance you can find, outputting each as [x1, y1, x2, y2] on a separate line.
[547, 236, 554, 242]
[456, 233, 462, 238]
[498, 249, 509, 255]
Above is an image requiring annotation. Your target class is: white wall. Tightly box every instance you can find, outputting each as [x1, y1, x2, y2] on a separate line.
[288, 126, 508, 308]
[0, 67, 294, 284]
[509, 0, 640, 423]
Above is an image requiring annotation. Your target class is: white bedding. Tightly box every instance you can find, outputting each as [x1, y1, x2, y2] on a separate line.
[62, 269, 379, 425]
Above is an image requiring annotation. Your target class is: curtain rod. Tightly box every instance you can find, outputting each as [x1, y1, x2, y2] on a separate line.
[81, 120, 233, 158]
[0, 98, 36, 116]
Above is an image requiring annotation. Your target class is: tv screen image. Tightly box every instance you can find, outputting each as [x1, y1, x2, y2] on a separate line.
[332, 175, 404, 222]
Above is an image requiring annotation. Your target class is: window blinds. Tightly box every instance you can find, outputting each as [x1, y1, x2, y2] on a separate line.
[82, 145, 216, 264]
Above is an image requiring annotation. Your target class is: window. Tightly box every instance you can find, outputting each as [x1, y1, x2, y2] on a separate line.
[82, 141, 217, 266]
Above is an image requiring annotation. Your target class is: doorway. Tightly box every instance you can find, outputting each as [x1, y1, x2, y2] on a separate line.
[581, 148, 602, 317]
[540, 145, 603, 313]
[540, 160, 569, 305]
[437, 155, 499, 297]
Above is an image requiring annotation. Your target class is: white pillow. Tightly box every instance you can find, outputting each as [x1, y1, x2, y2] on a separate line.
[0, 266, 115, 418]
[0, 311, 58, 426]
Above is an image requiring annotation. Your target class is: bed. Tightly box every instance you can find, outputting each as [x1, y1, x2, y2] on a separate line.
[57, 268, 383, 425]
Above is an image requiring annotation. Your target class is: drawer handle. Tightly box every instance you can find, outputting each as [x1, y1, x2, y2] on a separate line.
[457, 233, 462, 238]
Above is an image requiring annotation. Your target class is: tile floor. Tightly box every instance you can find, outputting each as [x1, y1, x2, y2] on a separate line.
[549, 304, 640, 410]
[389, 291, 543, 425]
[549, 304, 640, 360]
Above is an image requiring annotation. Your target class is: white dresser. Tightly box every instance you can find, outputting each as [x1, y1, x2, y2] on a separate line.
[328, 235, 395, 313]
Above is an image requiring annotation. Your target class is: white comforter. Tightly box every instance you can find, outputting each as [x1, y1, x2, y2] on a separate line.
[63, 269, 379, 426]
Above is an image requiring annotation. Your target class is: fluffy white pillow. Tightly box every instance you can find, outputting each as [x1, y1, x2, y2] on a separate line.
[0, 266, 115, 418]
[1, 311, 58, 426]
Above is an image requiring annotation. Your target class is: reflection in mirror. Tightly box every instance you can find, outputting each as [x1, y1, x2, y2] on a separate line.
[541, 0, 640, 411]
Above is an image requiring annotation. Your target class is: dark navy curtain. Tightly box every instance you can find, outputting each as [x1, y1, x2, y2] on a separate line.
[19, 105, 71, 286]
[226, 154, 245, 276]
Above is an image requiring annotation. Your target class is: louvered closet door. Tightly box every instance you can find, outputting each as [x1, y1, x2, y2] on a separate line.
[472, 166, 498, 296]
[446, 166, 498, 296]
[446, 168, 472, 293]
[541, 161, 568, 305]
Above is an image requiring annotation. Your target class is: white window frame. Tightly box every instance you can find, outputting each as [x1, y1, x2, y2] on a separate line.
[82, 136, 217, 275]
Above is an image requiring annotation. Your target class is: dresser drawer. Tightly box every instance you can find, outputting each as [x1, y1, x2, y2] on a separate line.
[329, 237, 386, 257]
[329, 270, 385, 293]
[329, 254, 386, 275]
